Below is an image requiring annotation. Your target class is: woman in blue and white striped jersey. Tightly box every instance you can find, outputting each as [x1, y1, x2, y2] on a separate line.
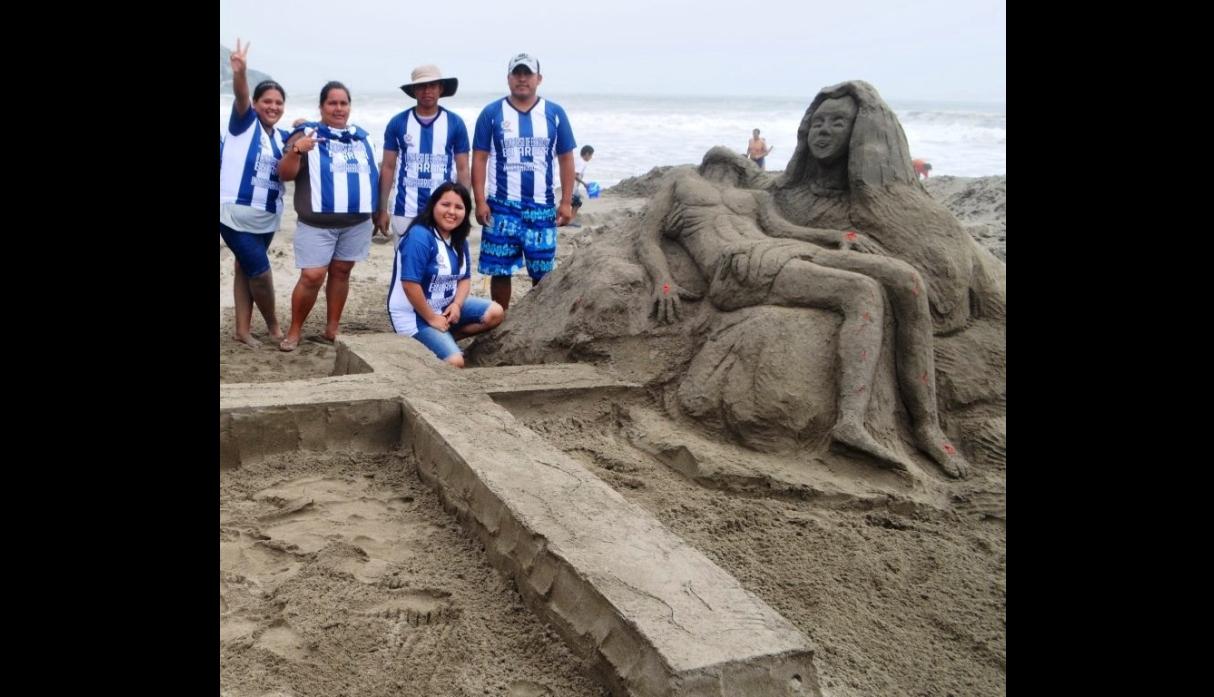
[277, 81, 380, 352]
[218, 39, 289, 348]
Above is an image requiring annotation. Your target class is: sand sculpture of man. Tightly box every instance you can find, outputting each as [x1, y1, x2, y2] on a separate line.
[635, 146, 969, 478]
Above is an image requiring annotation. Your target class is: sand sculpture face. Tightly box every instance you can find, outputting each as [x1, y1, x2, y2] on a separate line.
[807, 97, 857, 164]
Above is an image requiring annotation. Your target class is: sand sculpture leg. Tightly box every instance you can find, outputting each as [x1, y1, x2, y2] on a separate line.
[809, 250, 971, 478]
[766, 258, 910, 470]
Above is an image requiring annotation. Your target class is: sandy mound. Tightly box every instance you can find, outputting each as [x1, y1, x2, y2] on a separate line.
[924, 176, 1006, 261]
[606, 165, 689, 198]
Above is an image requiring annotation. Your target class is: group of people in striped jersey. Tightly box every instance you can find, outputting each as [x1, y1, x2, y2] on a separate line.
[220, 41, 576, 366]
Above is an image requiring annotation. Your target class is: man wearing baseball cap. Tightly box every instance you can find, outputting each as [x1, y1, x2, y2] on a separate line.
[375, 64, 471, 245]
[472, 53, 576, 310]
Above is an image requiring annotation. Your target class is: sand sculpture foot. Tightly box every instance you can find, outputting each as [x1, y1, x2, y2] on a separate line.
[914, 425, 971, 479]
[830, 420, 911, 471]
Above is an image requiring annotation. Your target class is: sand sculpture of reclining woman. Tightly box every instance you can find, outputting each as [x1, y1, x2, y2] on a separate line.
[635, 142, 969, 478]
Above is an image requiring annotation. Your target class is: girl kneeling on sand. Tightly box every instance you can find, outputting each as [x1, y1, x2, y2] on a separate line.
[387, 182, 503, 367]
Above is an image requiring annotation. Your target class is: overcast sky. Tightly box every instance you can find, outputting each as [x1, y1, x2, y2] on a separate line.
[220, 0, 1005, 103]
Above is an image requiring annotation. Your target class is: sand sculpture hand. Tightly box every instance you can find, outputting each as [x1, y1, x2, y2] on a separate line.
[840, 231, 886, 255]
[652, 281, 701, 324]
[723, 243, 755, 282]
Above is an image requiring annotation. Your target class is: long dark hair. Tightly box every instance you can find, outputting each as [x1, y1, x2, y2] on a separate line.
[411, 182, 473, 271]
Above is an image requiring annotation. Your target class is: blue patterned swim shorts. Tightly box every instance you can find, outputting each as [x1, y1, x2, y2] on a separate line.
[477, 198, 557, 282]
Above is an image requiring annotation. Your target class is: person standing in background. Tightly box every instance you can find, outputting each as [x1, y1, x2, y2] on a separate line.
[747, 128, 773, 170]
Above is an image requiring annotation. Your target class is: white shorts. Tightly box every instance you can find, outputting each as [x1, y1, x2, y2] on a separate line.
[293, 219, 374, 269]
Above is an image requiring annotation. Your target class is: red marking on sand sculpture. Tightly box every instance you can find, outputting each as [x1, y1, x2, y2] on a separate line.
[662, 283, 670, 295]
[943, 443, 956, 455]
[862, 312, 872, 322]
[920, 372, 929, 385]
[845, 230, 858, 241]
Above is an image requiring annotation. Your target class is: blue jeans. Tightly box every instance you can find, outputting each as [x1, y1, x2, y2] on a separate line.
[412, 296, 493, 359]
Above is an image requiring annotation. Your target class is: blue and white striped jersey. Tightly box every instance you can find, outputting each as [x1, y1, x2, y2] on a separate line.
[473, 98, 575, 207]
[384, 107, 470, 218]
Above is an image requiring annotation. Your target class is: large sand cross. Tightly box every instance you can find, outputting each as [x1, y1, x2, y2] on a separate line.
[220, 335, 821, 697]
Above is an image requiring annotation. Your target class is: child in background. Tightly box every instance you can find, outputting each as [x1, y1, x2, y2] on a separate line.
[572, 145, 594, 212]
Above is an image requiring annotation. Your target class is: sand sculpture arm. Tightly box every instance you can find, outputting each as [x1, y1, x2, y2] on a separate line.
[635, 179, 701, 324]
[753, 191, 886, 254]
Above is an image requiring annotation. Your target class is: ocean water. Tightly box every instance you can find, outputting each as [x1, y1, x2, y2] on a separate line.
[220, 91, 1005, 186]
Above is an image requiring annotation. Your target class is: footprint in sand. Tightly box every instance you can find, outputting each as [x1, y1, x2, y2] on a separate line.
[255, 623, 310, 660]
[362, 589, 457, 626]
[220, 616, 260, 642]
[220, 531, 303, 591]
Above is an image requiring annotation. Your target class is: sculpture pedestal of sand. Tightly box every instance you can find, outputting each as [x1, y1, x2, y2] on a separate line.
[469, 81, 1004, 508]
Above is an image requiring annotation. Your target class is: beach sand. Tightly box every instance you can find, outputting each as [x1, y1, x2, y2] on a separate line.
[924, 175, 1006, 261]
[220, 176, 1006, 696]
[221, 450, 601, 697]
